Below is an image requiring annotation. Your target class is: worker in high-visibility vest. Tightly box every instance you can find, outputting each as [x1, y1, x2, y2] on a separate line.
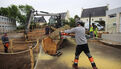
[45, 25, 50, 35]
[94, 25, 98, 38]
[89, 25, 94, 38]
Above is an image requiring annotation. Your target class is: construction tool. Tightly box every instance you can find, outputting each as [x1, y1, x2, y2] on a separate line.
[60, 32, 75, 39]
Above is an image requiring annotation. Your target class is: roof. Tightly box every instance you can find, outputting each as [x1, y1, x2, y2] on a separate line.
[81, 6, 108, 18]
[34, 16, 46, 23]
[106, 7, 121, 15]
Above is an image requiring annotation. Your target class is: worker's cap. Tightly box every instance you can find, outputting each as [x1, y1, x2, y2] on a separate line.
[76, 21, 85, 27]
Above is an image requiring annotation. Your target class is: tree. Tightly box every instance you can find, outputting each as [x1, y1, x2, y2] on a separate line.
[74, 15, 80, 19]
[0, 7, 9, 16]
[68, 18, 76, 27]
[0, 4, 34, 26]
[19, 5, 33, 16]
[74, 15, 80, 22]
[18, 5, 33, 26]
[8, 5, 20, 19]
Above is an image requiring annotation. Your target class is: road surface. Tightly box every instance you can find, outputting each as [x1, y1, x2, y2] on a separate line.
[35, 38, 121, 69]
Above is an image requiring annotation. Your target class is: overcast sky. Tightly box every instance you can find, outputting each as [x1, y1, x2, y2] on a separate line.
[0, 0, 121, 17]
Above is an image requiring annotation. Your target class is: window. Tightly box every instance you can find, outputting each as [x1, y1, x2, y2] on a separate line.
[87, 19, 88, 21]
[97, 24, 101, 27]
[92, 19, 94, 21]
[109, 14, 116, 18]
[99, 18, 102, 21]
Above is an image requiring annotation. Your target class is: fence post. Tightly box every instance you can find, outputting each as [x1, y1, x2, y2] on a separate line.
[29, 47, 34, 69]
[36, 39, 39, 52]
[10, 39, 13, 53]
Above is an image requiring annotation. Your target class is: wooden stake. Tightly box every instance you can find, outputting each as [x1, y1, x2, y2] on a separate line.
[36, 39, 39, 52]
[29, 47, 34, 69]
[10, 39, 13, 53]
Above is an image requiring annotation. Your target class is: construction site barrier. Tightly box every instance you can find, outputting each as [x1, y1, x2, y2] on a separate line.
[0, 39, 40, 69]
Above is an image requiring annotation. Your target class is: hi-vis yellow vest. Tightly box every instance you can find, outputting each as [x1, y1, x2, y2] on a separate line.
[94, 28, 98, 34]
[90, 27, 93, 32]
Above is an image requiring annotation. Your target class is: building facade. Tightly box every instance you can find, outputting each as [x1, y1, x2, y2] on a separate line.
[106, 7, 121, 33]
[80, 6, 108, 23]
[49, 10, 70, 25]
[0, 16, 16, 33]
[34, 16, 47, 28]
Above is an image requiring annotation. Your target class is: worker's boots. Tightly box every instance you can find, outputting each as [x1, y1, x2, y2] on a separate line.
[72, 64, 78, 69]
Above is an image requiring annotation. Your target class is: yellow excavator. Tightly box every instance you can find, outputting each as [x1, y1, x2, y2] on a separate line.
[24, 9, 67, 56]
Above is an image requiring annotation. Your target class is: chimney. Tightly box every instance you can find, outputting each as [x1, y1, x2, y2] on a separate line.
[106, 4, 109, 10]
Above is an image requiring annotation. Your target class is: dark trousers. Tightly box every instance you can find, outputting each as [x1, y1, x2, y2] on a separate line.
[4, 45, 8, 53]
[74, 44, 97, 68]
[75, 44, 90, 58]
[90, 32, 93, 38]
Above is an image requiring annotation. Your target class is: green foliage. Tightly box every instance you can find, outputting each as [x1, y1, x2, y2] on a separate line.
[63, 15, 80, 27]
[68, 18, 76, 27]
[0, 4, 34, 27]
[17, 25, 25, 30]
[63, 17, 76, 27]
[0, 5, 20, 19]
[74, 15, 80, 20]
[19, 5, 33, 16]
[0, 7, 9, 16]
[8, 5, 20, 18]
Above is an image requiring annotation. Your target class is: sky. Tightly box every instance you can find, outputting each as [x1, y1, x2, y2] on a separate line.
[0, 0, 121, 18]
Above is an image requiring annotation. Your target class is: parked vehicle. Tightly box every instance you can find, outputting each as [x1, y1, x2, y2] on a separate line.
[85, 22, 104, 30]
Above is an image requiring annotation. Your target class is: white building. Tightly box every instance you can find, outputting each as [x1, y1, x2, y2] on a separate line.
[106, 7, 121, 33]
[80, 6, 108, 27]
[0, 16, 16, 33]
[101, 7, 121, 43]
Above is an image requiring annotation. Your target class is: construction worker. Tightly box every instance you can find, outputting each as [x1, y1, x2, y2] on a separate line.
[89, 25, 94, 38]
[1, 33, 9, 53]
[45, 25, 50, 35]
[24, 31, 28, 41]
[63, 21, 97, 69]
[93, 25, 98, 38]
